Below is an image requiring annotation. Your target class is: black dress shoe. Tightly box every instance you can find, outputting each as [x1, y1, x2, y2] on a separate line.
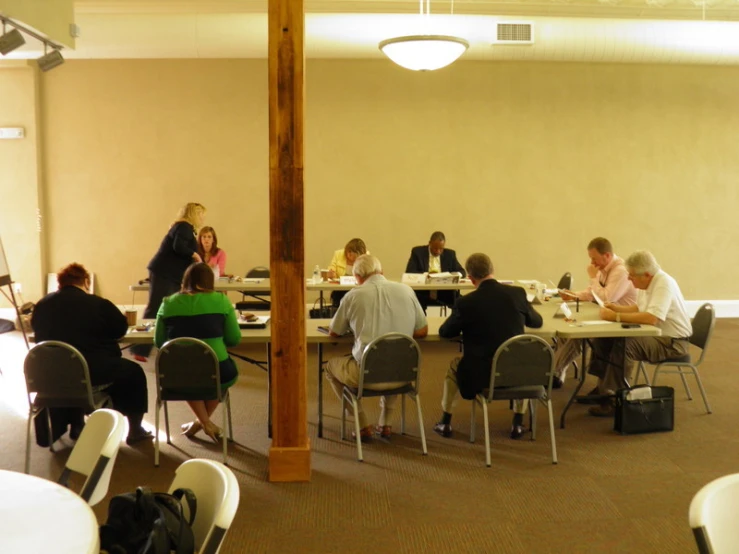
[433, 422, 453, 438]
[552, 376, 564, 389]
[510, 425, 525, 440]
[575, 386, 606, 404]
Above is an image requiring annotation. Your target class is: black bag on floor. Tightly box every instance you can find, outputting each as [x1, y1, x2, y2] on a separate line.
[614, 385, 675, 435]
[99, 486, 197, 554]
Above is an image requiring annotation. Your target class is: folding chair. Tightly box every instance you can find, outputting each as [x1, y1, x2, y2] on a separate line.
[169, 459, 240, 554]
[340, 333, 427, 462]
[235, 266, 271, 312]
[634, 303, 714, 414]
[471, 334, 557, 467]
[24, 340, 112, 474]
[57, 408, 127, 506]
[689, 473, 739, 553]
[154, 338, 233, 466]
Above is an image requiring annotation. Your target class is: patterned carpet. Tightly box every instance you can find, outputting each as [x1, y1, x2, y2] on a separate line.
[2, 319, 737, 553]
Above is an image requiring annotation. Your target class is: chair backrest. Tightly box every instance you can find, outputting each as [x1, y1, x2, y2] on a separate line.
[246, 266, 270, 279]
[156, 338, 222, 400]
[557, 272, 572, 290]
[169, 459, 240, 554]
[63, 408, 128, 506]
[689, 473, 739, 554]
[690, 303, 716, 357]
[358, 333, 421, 392]
[24, 341, 96, 409]
[489, 334, 554, 394]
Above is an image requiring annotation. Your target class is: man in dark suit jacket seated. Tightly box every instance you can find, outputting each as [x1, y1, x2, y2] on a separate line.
[405, 231, 466, 312]
[434, 253, 543, 440]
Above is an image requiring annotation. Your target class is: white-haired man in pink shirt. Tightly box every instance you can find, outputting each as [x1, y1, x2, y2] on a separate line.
[553, 237, 637, 391]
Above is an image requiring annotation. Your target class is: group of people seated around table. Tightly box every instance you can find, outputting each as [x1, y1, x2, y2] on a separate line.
[28, 197, 693, 447]
[325, 236, 692, 441]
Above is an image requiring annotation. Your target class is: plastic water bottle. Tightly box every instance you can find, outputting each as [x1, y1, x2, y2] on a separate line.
[313, 265, 321, 284]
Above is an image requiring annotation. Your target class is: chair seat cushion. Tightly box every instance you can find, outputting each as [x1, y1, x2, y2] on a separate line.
[483, 385, 546, 401]
[657, 354, 691, 364]
[345, 384, 413, 398]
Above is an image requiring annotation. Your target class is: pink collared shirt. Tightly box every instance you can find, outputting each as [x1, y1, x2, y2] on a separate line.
[205, 249, 227, 275]
[576, 255, 636, 306]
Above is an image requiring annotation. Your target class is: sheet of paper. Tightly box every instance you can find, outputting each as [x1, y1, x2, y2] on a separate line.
[591, 290, 605, 308]
[518, 280, 538, 285]
[577, 320, 611, 326]
[242, 278, 263, 283]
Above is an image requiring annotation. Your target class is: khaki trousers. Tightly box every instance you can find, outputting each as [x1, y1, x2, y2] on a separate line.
[594, 336, 690, 394]
[553, 338, 583, 382]
[441, 357, 528, 416]
[325, 354, 405, 428]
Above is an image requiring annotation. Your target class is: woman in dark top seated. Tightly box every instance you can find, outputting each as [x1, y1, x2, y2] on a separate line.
[31, 263, 152, 445]
[154, 262, 240, 443]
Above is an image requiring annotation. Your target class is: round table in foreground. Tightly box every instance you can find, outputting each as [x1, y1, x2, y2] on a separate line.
[0, 469, 99, 554]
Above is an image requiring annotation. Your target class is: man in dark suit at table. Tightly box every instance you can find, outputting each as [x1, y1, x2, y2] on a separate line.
[405, 231, 466, 312]
[434, 253, 543, 440]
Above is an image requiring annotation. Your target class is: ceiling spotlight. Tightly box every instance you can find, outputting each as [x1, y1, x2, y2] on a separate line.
[0, 25, 26, 56]
[37, 47, 64, 72]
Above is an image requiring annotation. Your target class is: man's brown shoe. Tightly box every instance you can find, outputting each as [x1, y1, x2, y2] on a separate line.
[375, 425, 392, 438]
[588, 402, 615, 417]
[351, 426, 374, 443]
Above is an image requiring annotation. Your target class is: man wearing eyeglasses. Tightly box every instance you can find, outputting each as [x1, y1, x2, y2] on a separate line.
[588, 250, 692, 417]
[555, 237, 636, 390]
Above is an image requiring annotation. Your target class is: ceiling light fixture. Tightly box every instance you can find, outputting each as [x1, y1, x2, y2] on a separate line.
[37, 43, 64, 72]
[0, 21, 26, 55]
[378, 0, 469, 71]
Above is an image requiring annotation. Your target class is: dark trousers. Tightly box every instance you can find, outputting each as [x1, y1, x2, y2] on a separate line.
[92, 358, 149, 415]
[415, 290, 458, 313]
[131, 272, 180, 357]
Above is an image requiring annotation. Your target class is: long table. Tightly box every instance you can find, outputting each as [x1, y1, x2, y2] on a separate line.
[124, 299, 660, 437]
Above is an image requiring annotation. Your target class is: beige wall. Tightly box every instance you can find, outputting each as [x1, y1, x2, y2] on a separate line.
[5, 58, 739, 304]
[0, 62, 44, 308]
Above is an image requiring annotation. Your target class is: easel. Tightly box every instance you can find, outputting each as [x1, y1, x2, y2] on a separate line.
[0, 236, 30, 363]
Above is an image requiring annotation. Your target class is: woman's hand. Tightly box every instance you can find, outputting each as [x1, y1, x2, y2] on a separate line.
[327, 269, 336, 279]
[192, 252, 202, 263]
[559, 289, 576, 301]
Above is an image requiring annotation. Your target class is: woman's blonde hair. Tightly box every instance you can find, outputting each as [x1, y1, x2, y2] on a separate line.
[175, 202, 206, 227]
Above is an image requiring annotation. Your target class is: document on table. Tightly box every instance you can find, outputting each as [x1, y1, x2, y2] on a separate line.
[591, 290, 605, 308]
[576, 320, 611, 326]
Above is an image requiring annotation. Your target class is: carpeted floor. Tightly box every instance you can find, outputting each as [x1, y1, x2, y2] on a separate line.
[2, 320, 737, 553]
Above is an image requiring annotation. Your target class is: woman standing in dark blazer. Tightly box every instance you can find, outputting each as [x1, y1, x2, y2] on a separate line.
[132, 202, 205, 360]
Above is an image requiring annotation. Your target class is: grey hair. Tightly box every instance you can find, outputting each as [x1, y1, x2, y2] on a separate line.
[465, 253, 494, 280]
[352, 254, 382, 279]
[626, 250, 660, 275]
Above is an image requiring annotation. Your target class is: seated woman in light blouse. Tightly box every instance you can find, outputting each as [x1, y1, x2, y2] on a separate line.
[198, 226, 227, 277]
[327, 238, 367, 307]
[154, 262, 240, 443]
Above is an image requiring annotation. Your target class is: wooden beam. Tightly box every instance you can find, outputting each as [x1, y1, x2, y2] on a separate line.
[267, 0, 310, 483]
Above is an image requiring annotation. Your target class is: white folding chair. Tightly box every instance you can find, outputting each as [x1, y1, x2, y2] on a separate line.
[57, 408, 128, 506]
[169, 459, 240, 554]
[689, 473, 739, 553]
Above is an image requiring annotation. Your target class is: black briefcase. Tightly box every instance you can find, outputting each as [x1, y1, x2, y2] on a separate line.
[308, 299, 336, 319]
[614, 385, 675, 435]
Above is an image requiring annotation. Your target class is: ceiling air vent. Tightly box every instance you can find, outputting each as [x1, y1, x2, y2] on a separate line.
[495, 22, 534, 45]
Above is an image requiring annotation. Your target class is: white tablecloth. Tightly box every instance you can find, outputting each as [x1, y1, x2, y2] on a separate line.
[0, 469, 99, 554]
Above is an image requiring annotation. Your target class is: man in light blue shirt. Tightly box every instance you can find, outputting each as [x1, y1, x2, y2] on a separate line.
[328, 254, 428, 441]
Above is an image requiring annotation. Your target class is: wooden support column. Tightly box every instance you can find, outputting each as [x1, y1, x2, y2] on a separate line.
[267, 0, 310, 482]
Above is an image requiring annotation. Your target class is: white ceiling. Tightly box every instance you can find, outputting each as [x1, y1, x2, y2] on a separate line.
[3, 0, 739, 65]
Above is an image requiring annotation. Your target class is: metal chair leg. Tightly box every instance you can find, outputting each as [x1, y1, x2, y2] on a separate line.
[414, 394, 428, 455]
[351, 396, 363, 462]
[547, 399, 558, 464]
[154, 399, 161, 467]
[693, 367, 712, 414]
[482, 401, 491, 468]
[164, 401, 171, 445]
